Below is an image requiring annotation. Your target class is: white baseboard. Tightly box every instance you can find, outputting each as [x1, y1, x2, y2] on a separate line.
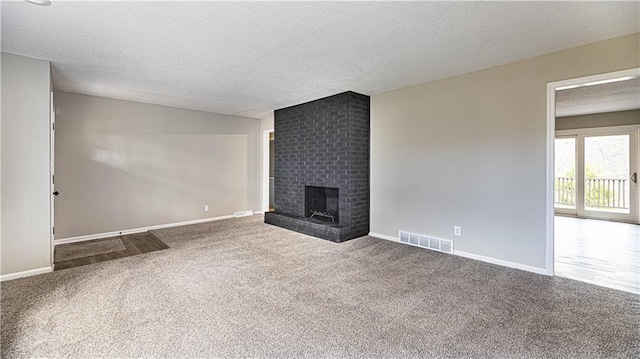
[1, 266, 54, 282]
[368, 232, 399, 242]
[368, 232, 548, 276]
[55, 214, 236, 245]
[453, 250, 548, 275]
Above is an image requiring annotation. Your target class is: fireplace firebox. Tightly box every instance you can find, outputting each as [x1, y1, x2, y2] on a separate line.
[305, 186, 339, 223]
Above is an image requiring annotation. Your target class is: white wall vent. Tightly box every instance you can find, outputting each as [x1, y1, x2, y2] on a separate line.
[235, 210, 255, 217]
[398, 230, 454, 254]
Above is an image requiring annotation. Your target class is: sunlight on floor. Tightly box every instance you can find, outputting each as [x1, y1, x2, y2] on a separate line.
[555, 216, 640, 294]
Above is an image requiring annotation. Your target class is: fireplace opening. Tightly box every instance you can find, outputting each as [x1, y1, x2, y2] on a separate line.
[305, 186, 339, 223]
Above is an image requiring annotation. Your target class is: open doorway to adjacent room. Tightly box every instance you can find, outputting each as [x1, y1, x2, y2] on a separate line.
[263, 130, 275, 213]
[268, 131, 275, 212]
[548, 69, 640, 294]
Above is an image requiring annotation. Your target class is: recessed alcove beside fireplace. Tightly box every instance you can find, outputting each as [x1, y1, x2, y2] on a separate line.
[264, 91, 370, 243]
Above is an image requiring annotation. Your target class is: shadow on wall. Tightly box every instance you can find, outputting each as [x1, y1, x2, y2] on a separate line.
[55, 132, 249, 238]
[85, 133, 248, 197]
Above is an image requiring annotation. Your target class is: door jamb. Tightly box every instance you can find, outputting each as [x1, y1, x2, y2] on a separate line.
[50, 91, 55, 266]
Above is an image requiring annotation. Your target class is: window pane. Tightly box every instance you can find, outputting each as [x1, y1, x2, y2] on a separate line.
[584, 135, 630, 214]
[555, 138, 576, 209]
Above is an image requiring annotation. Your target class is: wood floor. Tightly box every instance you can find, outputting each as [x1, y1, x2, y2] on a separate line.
[54, 232, 169, 271]
[555, 216, 639, 294]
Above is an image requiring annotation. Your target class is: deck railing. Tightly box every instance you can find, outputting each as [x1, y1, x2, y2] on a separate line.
[555, 177, 629, 210]
[585, 178, 628, 209]
[555, 177, 576, 206]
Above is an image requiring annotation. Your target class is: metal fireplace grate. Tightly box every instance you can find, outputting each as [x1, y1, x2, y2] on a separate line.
[309, 209, 338, 223]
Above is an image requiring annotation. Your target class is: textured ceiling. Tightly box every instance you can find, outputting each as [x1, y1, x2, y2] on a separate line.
[556, 78, 640, 117]
[2, 1, 638, 119]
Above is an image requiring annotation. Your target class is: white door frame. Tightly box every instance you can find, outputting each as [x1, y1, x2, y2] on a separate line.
[545, 67, 640, 276]
[50, 91, 56, 266]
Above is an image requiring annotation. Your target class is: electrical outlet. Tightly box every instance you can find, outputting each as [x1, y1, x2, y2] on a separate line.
[204, 205, 209, 212]
[453, 226, 461, 236]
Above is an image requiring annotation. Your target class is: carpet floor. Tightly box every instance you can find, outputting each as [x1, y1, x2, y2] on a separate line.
[1, 215, 638, 358]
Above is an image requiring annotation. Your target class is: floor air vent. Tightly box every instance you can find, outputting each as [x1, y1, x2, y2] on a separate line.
[235, 210, 255, 217]
[399, 231, 453, 254]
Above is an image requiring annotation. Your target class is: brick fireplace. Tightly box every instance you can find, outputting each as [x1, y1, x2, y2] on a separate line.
[264, 91, 370, 242]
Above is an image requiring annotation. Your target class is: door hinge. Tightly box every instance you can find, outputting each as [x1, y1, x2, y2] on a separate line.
[52, 174, 55, 184]
[52, 122, 55, 131]
[53, 227, 55, 235]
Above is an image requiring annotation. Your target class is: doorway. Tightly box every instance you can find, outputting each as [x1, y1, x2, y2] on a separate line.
[268, 131, 275, 212]
[262, 130, 275, 212]
[546, 68, 640, 294]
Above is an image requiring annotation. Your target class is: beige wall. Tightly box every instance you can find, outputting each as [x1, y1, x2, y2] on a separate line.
[370, 33, 639, 270]
[54, 92, 262, 239]
[1, 53, 52, 276]
[260, 114, 274, 133]
[556, 109, 639, 130]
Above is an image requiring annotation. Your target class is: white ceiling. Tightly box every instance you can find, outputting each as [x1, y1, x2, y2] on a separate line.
[2, 1, 638, 119]
[556, 78, 640, 117]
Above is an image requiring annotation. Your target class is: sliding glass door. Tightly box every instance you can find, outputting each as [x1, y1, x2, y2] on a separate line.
[555, 127, 638, 223]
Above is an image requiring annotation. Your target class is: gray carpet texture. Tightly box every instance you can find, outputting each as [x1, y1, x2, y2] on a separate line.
[1, 215, 638, 358]
[54, 237, 126, 262]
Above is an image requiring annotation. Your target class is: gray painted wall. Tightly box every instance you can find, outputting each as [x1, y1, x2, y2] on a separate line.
[54, 92, 262, 239]
[556, 109, 640, 130]
[1, 53, 52, 276]
[370, 33, 639, 270]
